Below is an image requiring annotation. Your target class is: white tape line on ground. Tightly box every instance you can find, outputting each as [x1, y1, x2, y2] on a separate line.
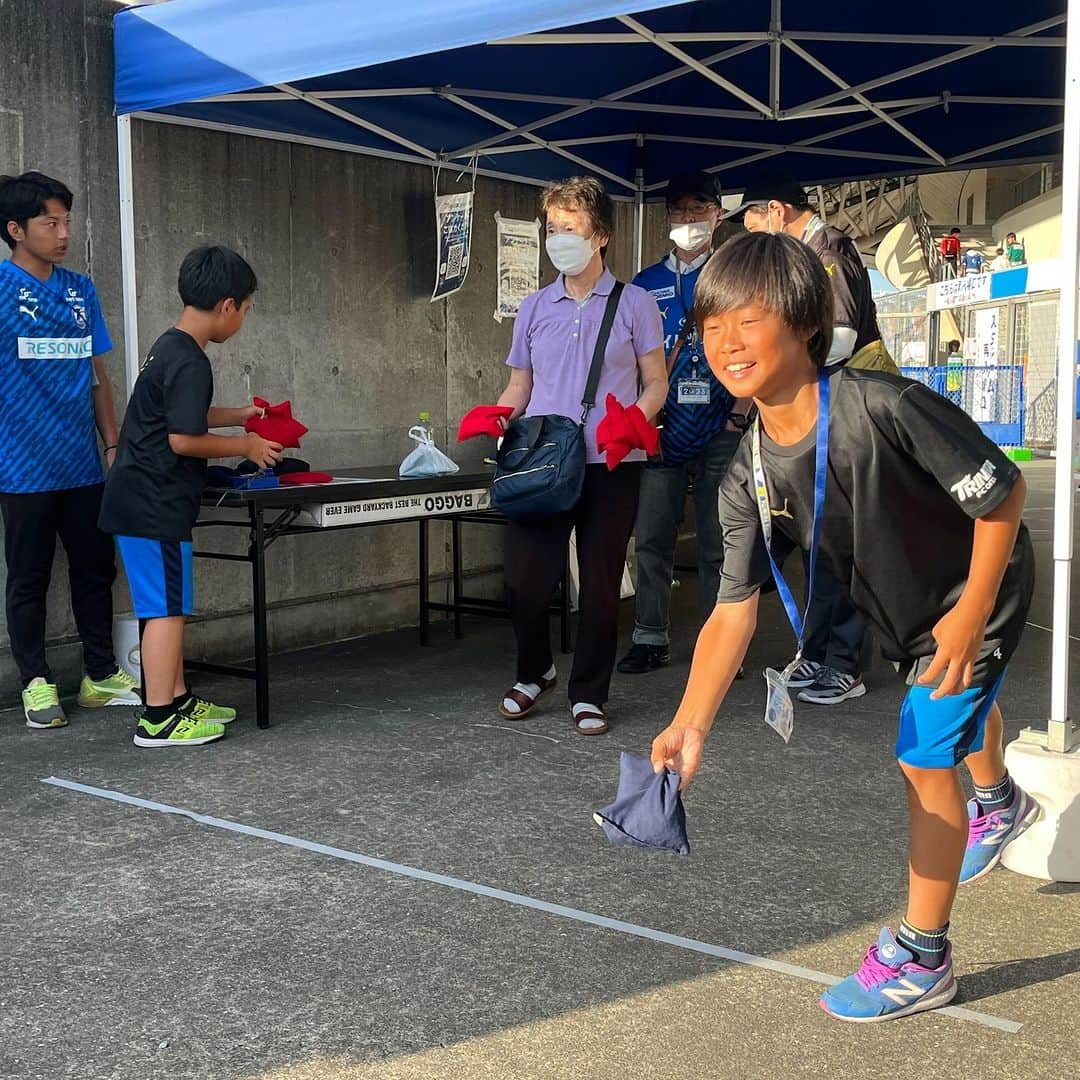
[42, 776, 1021, 1035]
[1026, 621, 1080, 644]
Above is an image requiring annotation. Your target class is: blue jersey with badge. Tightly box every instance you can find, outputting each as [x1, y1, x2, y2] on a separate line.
[0, 260, 111, 493]
[633, 256, 733, 464]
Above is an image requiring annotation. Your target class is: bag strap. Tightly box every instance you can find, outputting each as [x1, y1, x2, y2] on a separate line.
[580, 280, 624, 421]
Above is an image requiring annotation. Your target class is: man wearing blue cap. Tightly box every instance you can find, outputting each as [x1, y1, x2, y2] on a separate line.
[618, 172, 748, 676]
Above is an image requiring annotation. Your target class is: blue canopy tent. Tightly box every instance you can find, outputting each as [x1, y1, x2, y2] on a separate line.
[113, 0, 1079, 763]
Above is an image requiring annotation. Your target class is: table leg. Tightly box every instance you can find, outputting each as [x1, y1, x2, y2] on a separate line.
[419, 518, 430, 646]
[251, 505, 271, 728]
[452, 517, 464, 640]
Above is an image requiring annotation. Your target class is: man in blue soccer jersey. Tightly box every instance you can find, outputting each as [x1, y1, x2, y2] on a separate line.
[618, 172, 749, 675]
[0, 172, 140, 728]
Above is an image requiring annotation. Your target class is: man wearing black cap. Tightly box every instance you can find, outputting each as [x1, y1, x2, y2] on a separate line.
[733, 176, 899, 704]
[618, 172, 748, 675]
[734, 177, 898, 374]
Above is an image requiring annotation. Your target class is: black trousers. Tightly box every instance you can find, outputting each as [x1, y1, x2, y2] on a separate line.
[801, 552, 867, 676]
[1, 484, 117, 685]
[505, 462, 642, 707]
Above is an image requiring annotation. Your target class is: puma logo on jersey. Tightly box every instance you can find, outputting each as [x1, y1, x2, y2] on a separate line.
[950, 460, 997, 502]
[770, 499, 794, 521]
[19, 303, 38, 320]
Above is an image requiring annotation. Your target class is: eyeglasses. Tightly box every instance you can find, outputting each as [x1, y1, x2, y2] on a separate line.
[668, 203, 715, 222]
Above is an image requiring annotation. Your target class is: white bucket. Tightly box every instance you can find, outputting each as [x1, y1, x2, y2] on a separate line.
[113, 616, 141, 682]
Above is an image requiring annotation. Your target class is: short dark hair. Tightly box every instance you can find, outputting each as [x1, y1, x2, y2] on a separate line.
[178, 245, 257, 310]
[950, 227, 961, 235]
[948, 339, 961, 352]
[0, 171, 74, 250]
[540, 176, 615, 255]
[1006, 231, 1017, 240]
[692, 232, 833, 369]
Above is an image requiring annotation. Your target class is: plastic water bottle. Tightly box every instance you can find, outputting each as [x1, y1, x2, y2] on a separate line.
[416, 411, 433, 443]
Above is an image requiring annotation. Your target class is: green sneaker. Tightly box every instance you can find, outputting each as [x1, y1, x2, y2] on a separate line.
[77, 668, 142, 708]
[22, 678, 68, 729]
[180, 695, 237, 724]
[133, 712, 225, 748]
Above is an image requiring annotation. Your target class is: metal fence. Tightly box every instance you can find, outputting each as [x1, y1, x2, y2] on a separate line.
[900, 364, 1025, 447]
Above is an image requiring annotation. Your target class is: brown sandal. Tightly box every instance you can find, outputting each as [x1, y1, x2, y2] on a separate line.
[498, 674, 557, 719]
[572, 705, 609, 736]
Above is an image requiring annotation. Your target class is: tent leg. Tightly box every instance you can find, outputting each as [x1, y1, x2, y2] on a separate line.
[117, 115, 140, 393]
[1006, 0, 1080, 883]
[1035, 0, 1080, 756]
[633, 134, 645, 276]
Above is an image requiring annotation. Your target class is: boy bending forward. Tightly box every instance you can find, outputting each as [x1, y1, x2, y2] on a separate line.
[651, 232, 1036, 1022]
[99, 246, 281, 747]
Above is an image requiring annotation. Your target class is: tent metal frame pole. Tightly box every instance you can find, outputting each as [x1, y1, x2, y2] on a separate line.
[785, 15, 1064, 117]
[946, 124, 1066, 166]
[446, 41, 764, 159]
[492, 30, 1065, 48]
[769, 1, 782, 117]
[633, 135, 645, 275]
[781, 39, 946, 164]
[655, 102, 938, 190]
[1024, 0, 1080, 755]
[116, 114, 140, 392]
[440, 92, 635, 190]
[616, 14, 772, 116]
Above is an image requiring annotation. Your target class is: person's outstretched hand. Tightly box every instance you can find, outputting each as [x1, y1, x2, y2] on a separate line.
[458, 405, 514, 441]
[650, 722, 707, 791]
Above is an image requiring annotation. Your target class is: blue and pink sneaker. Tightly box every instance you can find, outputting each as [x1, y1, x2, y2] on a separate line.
[819, 928, 957, 1022]
[959, 786, 1039, 885]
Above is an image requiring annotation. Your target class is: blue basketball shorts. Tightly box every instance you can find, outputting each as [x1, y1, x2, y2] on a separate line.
[895, 669, 1006, 769]
[116, 535, 194, 618]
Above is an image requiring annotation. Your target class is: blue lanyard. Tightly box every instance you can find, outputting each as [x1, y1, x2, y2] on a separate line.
[750, 372, 830, 656]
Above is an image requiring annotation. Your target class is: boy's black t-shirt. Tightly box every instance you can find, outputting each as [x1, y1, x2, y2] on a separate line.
[718, 368, 1034, 684]
[99, 328, 213, 542]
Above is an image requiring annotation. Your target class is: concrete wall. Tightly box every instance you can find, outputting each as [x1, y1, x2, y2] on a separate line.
[0, 0, 670, 700]
[995, 188, 1063, 265]
[0, 0, 124, 697]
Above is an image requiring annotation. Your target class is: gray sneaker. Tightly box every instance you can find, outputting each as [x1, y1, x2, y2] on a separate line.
[22, 678, 68, 729]
[786, 659, 823, 689]
[797, 667, 866, 705]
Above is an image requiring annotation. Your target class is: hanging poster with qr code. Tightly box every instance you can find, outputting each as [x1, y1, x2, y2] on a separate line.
[493, 214, 540, 322]
[431, 191, 473, 302]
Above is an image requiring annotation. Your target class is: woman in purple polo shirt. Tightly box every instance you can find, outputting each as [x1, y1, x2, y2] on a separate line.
[495, 177, 667, 735]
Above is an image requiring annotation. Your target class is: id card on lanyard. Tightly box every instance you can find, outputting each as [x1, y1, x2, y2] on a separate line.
[751, 372, 831, 742]
[672, 264, 711, 406]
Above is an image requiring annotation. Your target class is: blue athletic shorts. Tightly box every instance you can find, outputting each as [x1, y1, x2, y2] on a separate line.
[116, 536, 194, 618]
[895, 669, 1006, 769]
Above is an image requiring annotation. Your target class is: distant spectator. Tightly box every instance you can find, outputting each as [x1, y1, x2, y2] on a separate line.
[947, 339, 963, 360]
[1005, 232, 1026, 266]
[964, 248, 984, 275]
[940, 227, 961, 278]
[990, 247, 1010, 272]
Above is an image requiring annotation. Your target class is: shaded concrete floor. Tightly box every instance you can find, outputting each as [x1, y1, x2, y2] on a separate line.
[1, 461, 1078, 1080]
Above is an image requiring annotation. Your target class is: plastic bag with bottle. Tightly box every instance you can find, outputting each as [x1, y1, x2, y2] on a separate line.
[399, 414, 460, 478]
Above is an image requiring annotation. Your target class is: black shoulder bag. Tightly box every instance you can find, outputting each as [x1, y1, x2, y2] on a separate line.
[492, 282, 624, 522]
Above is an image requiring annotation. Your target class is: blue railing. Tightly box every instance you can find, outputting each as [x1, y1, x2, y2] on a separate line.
[900, 365, 1025, 447]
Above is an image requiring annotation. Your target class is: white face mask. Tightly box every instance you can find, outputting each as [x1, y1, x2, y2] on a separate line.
[669, 221, 714, 251]
[546, 232, 596, 276]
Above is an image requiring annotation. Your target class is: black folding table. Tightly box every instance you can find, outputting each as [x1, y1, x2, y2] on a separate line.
[190, 468, 570, 728]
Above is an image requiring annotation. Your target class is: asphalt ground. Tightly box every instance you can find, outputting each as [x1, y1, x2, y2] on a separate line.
[1, 460, 1078, 1080]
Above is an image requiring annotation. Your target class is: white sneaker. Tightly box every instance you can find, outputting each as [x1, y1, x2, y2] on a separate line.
[797, 668, 866, 705]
